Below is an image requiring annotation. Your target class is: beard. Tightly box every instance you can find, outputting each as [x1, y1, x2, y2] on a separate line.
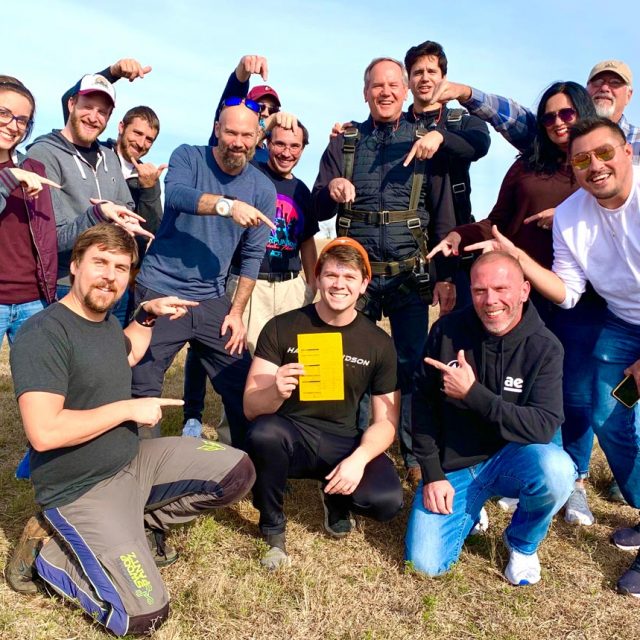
[593, 95, 616, 119]
[217, 139, 255, 171]
[83, 281, 119, 313]
[68, 110, 104, 146]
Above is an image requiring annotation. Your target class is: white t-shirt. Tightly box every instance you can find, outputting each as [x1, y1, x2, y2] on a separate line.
[553, 165, 640, 325]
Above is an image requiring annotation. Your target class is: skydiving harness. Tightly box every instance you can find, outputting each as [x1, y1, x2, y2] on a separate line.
[337, 125, 430, 281]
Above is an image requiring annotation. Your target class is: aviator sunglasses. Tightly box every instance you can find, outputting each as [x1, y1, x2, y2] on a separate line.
[540, 107, 577, 128]
[570, 143, 625, 171]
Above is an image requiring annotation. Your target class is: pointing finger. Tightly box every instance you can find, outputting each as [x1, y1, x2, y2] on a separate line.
[257, 211, 277, 230]
[157, 398, 185, 406]
[403, 142, 418, 167]
[41, 178, 62, 189]
[424, 357, 449, 372]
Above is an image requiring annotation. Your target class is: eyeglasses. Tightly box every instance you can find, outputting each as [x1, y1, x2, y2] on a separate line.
[540, 107, 577, 128]
[269, 140, 303, 155]
[570, 143, 625, 170]
[588, 76, 627, 89]
[258, 102, 280, 116]
[222, 97, 261, 114]
[0, 106, 32, 132]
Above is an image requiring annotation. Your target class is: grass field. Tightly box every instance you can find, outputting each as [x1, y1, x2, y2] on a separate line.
[1, 334, 640, 639]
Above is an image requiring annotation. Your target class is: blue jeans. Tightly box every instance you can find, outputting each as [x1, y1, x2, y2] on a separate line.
[550, 291, 606, 478]
[0, 299, 46, 344]
[405, 442, 575, 576]
[360, 273, 429, 468]
[592, 311, 640, 507]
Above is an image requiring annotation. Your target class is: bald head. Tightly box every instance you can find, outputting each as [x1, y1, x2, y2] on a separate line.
[471, 251, 530, 336]
[214, 104, 259, 174]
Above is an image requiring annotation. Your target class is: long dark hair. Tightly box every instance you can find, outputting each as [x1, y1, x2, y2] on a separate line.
[521, 81, 596, 174]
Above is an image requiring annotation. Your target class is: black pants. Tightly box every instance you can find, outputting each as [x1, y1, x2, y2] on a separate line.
[131, 285, 250, 447]
[246, 414, 403, 535]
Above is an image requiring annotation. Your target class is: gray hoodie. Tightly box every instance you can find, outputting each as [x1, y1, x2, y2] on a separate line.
[27, 131, 134, 283]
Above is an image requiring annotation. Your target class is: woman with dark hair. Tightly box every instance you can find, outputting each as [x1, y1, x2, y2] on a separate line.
[0, 76, 59, 343]
[429, 81, 605, 527]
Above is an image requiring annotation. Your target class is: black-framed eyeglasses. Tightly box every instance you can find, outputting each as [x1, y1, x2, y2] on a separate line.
[222, 97, 261, 115]
[258, 102, 280, 116]
[269, 140, 303, 155]
[570, 143, 625, 170]
[0, 106, 32, 132]
[540, 107, 577, 128]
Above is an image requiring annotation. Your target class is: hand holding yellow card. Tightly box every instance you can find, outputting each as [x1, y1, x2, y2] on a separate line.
[297, 333, 344, 401]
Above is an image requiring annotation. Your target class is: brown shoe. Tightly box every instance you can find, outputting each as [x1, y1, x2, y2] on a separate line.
[406, 466, 422, 490]
[5, 514, 51, 595]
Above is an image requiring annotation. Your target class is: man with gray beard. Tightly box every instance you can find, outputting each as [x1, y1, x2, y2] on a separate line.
[131, 101, 276, 444]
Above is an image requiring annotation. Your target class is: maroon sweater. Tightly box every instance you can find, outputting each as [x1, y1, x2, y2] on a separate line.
[0, 158, 58, 304]
[455, 159, 577, 269]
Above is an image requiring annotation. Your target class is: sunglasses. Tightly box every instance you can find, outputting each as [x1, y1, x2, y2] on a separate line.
[570, 143, 625, 171]
[222, 97, 261, 114]
[540, 107, 577, 128]
[258, 102, 280, 116]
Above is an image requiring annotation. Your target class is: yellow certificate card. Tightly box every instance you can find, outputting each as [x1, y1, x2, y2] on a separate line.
[297, 332, 344, 401]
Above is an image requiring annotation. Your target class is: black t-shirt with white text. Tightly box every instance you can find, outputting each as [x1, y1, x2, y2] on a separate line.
[254, 305, 398, 437]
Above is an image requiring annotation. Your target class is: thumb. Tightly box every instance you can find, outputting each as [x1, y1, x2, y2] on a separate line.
[457, 350, 467, 366]
[157, 163, 169, 175]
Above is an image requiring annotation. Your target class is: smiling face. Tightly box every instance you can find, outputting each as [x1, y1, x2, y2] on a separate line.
[64, 92, 113, 146]
[70, 244, 131, 318]
[213, 104, 259, 174]
[570, 125, 633, 209]
[0, 90, 33, 161]
[587, 72, 633, 123]
[408, 55, 444, 111]
[541, 92, 577, 150]
[316, 257, 369, 322]
[364, 60, 408, 123]
[471, 256, 530, 337]
[267, 126, 304, 177]
[117, 116, 158, 163]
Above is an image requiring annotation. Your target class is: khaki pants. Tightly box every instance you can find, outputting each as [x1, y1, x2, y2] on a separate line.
[227, 274, 315, 354]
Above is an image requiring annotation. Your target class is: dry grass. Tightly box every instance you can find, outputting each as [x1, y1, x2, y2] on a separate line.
[1, 332, 640, 640]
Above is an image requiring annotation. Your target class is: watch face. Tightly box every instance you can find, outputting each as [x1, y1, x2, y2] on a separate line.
[216, 198, 231, 217]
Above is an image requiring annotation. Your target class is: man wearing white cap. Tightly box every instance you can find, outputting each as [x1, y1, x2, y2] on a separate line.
[27, 71, 152, 295]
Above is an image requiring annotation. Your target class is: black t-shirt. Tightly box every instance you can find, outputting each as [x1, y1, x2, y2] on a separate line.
[10, 303, 139, 509]
[74, 142, 100, 170]
[232, 162, 319, 274]
[254, 305, 398, 437]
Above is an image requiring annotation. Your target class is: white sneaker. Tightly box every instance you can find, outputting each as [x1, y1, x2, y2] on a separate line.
[564, 486, 594, 526]
[470, 507, 489, 535]
[497, 497, 519, 513]
[503, 536, 541, 586]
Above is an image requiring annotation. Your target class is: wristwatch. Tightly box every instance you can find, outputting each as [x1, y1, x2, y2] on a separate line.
[215, 197, 235, 217]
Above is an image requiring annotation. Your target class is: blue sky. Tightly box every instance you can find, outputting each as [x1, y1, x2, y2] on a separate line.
[5, 0, 639, 235]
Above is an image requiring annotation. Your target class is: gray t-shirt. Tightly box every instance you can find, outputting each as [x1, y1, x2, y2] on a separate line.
[10, 303, 139, 509]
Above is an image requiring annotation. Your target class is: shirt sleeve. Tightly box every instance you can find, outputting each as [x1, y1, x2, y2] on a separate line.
[164, 145, 205, 215]
[254, 316, 283, 366]
[10, 324, 71, 399]
[439, 113, 491, 161]
[370, 332, 398, 396]
[552, 206, 587, 309]
[461, 87, 537, 153]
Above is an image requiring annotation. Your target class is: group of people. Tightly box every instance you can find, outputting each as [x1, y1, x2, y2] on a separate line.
[2, 41, 640, 636]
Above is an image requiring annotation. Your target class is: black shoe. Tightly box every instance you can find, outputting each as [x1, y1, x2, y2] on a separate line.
[146, 529, 178, 568]
[319, 486, 355, 538]
[5, 514, 51, 595]
[617, 551, 640, 597]
[611, 522, 640, 551]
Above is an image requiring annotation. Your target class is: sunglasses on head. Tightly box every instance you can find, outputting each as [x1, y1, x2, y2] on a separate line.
[222, 97, 261, 114]
[540, 107, 577, 128]
[570, 143, 625, 170]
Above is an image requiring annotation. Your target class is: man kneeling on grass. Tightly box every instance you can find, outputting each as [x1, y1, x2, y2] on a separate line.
[243, 237, 404, 568]
[405, 251, 576, 585]
[5, 224, 255, 636]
